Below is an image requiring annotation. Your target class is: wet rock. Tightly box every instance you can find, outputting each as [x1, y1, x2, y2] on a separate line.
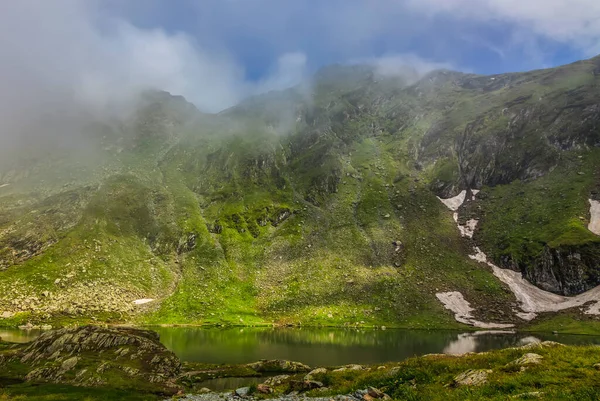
[453, 369, 492, 386]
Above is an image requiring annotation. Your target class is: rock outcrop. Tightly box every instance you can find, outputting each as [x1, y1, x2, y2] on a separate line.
[0, 326, 181, 394]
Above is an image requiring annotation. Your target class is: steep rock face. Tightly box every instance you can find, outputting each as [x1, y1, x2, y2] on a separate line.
[502, 245, 600, 296]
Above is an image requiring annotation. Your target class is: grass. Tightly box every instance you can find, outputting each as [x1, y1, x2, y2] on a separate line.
[0, 383, 160, 401]
[5, 330, 600, 400]
[523, 312, 600, 336]
[292, 342, 600, 400]
[1, 56, 600, 334]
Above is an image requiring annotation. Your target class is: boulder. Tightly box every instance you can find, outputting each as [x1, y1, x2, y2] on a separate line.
[14, 326, 181, 393]
[453, 369, 492, 386]
[235, 387, 251, 397]
[247, 359, 310, 373]
[289, 380, 324, 392]
[257, 384, 273, 394]
[60, 356, 79, 372]
[263, 374, 290, 386]
[508, 353, 543, 367]
[333, 364, 364, 372]
[367, 386, 385, 398]
[304, 367, 327, 380]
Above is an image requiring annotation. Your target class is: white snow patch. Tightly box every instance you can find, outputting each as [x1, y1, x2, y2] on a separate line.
[439, 191, 600, 321]
[458, 219, 478, 238]
[133, 298, 155, 305]
[436, 291, 514, 329]
[0, 184, 9, 189]
[472, 189, 480, 197]
[589, 199, 600, 235]
[469, 247, 600, 318]
[516, 311, 538, 321]
[438, 190, 466, 211]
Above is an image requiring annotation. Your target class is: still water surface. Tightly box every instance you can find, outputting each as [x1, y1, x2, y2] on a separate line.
[152, 327, 600, 366]
[3, 327, 600, 366]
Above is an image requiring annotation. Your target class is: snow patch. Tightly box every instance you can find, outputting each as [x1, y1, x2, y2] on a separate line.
[438, 191, 600, 322]
[589, 199, 600, 235]
[436, 292, 514, 329]
[0, 184, 9, 189]
[516, 312, 538, 321]
[458, 219, 478, 238]
[438, 190, 466, 211]
[469, 247, 600, 318]
[133, 298, 155, 305]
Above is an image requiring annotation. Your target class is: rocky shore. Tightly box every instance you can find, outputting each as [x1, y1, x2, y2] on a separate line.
[1, 326, 599, 400]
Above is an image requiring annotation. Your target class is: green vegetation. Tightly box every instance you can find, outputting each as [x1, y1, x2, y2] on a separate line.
[0, 383, 160, 401]
[3, 334, 600, 400]
[1, 56, 600, 332]
[289, 342, 600, 401]
[523, 312, 600, 335]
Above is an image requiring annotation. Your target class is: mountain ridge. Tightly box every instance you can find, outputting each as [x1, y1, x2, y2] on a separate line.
[1, 56, 600, 331]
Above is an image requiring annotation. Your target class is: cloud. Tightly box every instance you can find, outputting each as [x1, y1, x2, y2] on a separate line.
[0, 0, 312, 157]
[2, 0, 598, 159]
[368, 54, 455, 83]
[253, 52, 308, 94]
[407, 0, 600, 55]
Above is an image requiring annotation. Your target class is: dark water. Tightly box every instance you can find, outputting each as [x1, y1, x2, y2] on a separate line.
[152, 327, 600, 366]
[3, 327, 600, 367]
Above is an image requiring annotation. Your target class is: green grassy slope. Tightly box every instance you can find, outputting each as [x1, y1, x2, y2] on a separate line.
[1, 57, 600, 329]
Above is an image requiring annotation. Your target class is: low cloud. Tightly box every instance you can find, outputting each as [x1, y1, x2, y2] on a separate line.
[368, 54, 455, 83]
[0, 1, 308, 156]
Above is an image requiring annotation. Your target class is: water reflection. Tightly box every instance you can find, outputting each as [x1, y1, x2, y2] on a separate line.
[442, 331, 539, 354]
[152, 327, 600, 366]
[0, 329, 42, 343]
[3, 326, 600, 367]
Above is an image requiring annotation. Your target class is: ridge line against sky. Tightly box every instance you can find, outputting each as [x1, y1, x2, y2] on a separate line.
[0, 0, 599, 119]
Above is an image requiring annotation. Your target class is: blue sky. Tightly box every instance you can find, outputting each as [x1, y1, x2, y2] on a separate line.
[1, 0, 600, 114]
[106, 0, 599, 78]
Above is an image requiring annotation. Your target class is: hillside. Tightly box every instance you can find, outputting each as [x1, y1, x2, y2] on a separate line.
[1, 56, 600, 330]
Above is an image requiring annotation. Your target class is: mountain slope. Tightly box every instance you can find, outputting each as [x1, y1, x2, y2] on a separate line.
[1, 57, 600, 329]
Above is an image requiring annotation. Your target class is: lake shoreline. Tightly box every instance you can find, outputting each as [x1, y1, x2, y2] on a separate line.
[2, 325, 600, 400]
